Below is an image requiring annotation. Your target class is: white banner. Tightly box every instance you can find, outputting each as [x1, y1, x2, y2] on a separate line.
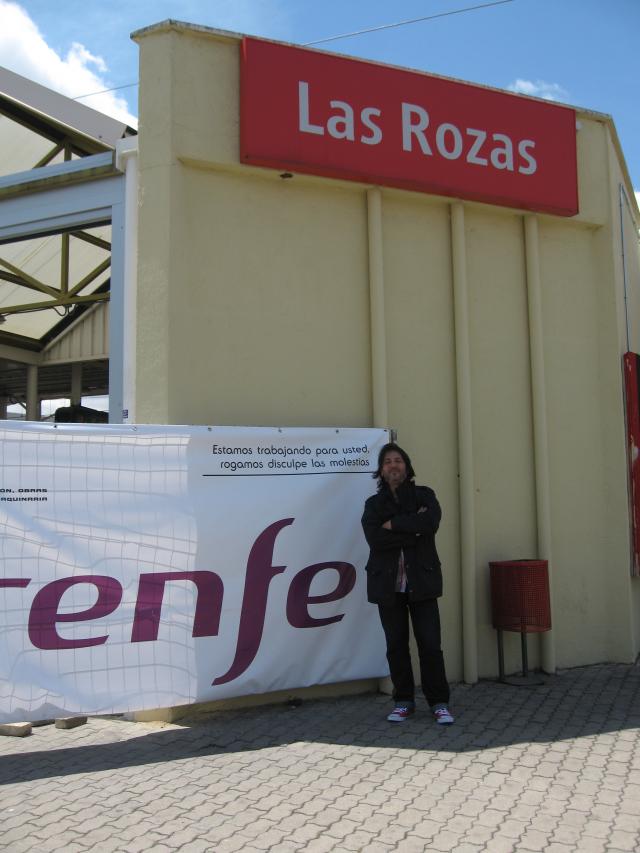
[0, 424, 389, 722]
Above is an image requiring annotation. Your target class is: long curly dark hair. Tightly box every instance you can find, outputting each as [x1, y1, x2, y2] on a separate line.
[373, 442, 416, 488]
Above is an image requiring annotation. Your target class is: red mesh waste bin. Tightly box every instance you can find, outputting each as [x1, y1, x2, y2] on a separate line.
[490, 559, 551, 633]
[490, 559, 551, 684]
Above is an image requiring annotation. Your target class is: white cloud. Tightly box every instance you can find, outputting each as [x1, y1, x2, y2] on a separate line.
[507, 78, 570, 103]
[635, 190, 640, 211]
[0, 0, 137, 126]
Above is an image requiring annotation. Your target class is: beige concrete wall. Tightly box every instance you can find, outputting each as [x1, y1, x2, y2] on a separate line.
[604, 130, 640, 658]
[464, 208, 539, 675]
[540, 217, 630, 664]
[172, 168, 372, 426]
[134, 22, 640, 683]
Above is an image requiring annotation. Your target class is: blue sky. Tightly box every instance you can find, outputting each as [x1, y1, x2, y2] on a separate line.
[1, 0, 639, 197]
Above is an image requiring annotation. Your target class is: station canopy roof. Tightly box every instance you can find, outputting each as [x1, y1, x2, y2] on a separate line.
[0, 67, 136, 353]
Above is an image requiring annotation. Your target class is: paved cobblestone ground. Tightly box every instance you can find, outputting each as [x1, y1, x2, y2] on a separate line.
[1, 663, 639, 852]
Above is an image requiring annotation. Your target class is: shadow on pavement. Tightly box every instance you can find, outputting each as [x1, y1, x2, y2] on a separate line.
[1, 663, 638, 785]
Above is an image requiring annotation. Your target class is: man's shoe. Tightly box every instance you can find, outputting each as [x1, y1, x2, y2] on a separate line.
[387, 705, 415, 722]
[433, 706, 454, 725]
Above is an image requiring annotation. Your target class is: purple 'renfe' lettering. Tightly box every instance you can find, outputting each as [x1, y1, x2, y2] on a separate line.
[286, 562, 356, 627]
[212, 518, 293, 686]
[131, 571, 223, 642]
[10, 518, 357, 683]
[0, 579, 31, 588]
[28, 575, 123, 650]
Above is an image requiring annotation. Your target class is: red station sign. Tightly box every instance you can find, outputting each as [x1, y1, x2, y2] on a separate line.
[240, 38, 578, 217]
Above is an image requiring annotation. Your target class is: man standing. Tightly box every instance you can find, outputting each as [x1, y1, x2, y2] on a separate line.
[361, 443, 453, 724]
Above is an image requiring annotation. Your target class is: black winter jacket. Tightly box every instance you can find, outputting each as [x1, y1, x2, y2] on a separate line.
[361, 479, 442, 605]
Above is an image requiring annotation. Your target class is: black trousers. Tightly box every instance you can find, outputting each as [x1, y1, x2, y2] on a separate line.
[377, 593, 450, 707]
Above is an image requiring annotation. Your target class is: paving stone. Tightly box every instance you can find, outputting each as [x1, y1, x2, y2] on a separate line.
[494, 818, 526, 840]
[1, 663, 639, 852]
[303, 836, 341, 853]
[583, 818, 614, 839]
[396, 837, 434, 852]
[425, 828, 465, 851]
[376, 825, 408, 846]
[208, 838, 250, 853]
[287, 822, 324, 844]
[519, 828, 553, 850]
[247, 828, 290, 849]
[117, 832, 168, 852]
[475, 808, 510, 829]
[575, 836, 607, 852]
[486, 835, 525, 853]
[608, 830, 640, 851]
[463, 825, 496, 845]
